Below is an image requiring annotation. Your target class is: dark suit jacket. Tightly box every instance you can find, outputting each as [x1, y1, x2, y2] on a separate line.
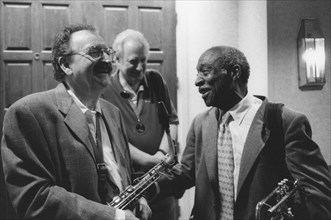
[1, 83, 132, 219]
[158, 97, 331, 220]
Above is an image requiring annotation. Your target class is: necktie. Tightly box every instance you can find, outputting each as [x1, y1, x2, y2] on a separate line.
[217, 112, 234, 220]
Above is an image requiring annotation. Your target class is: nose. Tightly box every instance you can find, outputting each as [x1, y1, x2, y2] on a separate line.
[195, 73, 204, 87]
[136, 61, 145, 71]
[101, 51, 111, 62]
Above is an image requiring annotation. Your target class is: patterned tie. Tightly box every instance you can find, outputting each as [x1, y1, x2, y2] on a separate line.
[217, 112, 234, 220]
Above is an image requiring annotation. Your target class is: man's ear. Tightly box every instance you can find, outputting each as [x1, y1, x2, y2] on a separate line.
[58, 57, 72, 75]
[231, 64, 241, 81]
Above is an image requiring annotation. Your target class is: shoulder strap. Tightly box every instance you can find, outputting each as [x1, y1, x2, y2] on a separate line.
[145, 70, 172, 129]
[263, 102, 308, 218]
[145, 69, 167, 103]
[264, 102, 293, 180]
[264, 102, 284, 141]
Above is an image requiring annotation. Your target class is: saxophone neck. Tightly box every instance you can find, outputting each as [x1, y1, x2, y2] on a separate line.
[157, 101, 177, 166]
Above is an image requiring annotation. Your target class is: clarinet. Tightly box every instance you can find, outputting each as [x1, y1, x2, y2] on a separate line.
[107, 101, 177, 209]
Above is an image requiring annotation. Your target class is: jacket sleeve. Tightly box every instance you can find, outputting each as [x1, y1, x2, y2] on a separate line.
[283, 107, 331, 220]
[157, 116, 198, 198]
[1, 102, 118, 220]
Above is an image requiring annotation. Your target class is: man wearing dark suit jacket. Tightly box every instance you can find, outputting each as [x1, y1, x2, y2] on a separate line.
[155, 46, 331, 220]
[1, 24, 151, 220]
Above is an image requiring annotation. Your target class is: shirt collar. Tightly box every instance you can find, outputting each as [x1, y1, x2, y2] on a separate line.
[216, 93, 256, 125]
[67, 89, 101, 114]
[228, 93, 256, 125]
[118, 69, 148, 96]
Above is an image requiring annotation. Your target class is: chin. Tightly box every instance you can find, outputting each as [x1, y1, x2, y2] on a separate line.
[203, 94, 216, 107]
[203, 98, 213, 107]
[96, 77, 110, 88]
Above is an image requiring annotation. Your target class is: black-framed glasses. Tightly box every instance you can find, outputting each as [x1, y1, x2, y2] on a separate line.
[70, 45, 116, 62]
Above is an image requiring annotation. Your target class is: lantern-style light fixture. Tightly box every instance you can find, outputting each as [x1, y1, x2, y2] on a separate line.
[297, 18, 326, 90]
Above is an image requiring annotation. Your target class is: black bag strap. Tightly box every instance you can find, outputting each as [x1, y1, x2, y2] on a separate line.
[263, 103, 310, 219]
[263, 102, 284, 141]
[145, 70, 172, 130]
[264, 102, 294, 180]
[87, 113, 109, 203]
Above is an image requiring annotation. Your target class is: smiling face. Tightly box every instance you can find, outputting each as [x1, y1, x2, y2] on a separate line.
[195, 50, 234, 109]
[118, 40, 147, 88]
[65, 30, 113, 96]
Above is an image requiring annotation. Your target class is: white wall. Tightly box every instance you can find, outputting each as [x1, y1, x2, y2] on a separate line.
[239, 1, 268, 96]
[175, 1, 267, 219]
[267, 0, 331, 165]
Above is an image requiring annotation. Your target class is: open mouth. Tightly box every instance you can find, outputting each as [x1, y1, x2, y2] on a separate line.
[199, 88, 210, 99]
[94, 61, 112, 75]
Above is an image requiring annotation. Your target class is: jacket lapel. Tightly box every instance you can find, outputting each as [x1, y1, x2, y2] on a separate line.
[237, 100, 269, 195]
[204, 108, 219, 192]
[55, 83, 96, 162]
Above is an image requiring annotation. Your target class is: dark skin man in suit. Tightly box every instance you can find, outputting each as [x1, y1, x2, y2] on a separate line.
[155, 46, 331, 220]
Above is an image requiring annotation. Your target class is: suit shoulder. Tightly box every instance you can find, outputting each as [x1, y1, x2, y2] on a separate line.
[7, 90, 55, 112]
[279, 105, 312, 136]
[282, 105, 308, 122]
[192, 108, 215, 124]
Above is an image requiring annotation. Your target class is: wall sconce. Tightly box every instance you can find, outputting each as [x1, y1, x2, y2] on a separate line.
[297, 18, 326, 90]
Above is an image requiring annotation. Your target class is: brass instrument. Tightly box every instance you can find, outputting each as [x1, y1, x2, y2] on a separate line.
[255, 179, 299, 220]
[107, 101, 177, 209]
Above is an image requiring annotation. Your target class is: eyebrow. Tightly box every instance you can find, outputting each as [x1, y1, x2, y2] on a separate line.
[197, 63, 213, 70]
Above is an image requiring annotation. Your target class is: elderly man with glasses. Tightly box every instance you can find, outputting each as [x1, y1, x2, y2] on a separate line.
[1, 24, 151, 220]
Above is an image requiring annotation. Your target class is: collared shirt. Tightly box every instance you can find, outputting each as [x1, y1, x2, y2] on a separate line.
[220, 94, 262, 199]
[104, 69, 179, 158]
[67, 89, 125, 219]
[119, 71, 146, 106]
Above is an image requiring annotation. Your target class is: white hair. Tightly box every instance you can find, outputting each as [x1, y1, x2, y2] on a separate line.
[112, 29, 150, 59]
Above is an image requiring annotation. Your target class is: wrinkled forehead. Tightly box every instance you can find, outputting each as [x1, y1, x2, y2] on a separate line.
[70, 30, 105, 50]
[196, 50, 220, 70]
[123, 40, 147, 54]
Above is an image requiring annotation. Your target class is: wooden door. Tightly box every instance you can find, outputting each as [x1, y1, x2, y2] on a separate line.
[0, 1, 176, 219]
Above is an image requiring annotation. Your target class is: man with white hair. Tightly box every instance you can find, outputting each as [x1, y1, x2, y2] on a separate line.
[103, 29, 179, 220]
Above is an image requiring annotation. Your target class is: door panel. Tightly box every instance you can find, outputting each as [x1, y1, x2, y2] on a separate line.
[139, 7, 163, 49]
[5, 62, 32, 107]
[3, 3, 33, 50]
[103, 6, 129, 46]
[41, 3, 71, 50]
[2, 2, 35, 108]
[40, 3, 71, 91]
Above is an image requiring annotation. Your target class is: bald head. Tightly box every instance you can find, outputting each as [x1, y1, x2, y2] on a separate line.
[198, 46, 250, 85]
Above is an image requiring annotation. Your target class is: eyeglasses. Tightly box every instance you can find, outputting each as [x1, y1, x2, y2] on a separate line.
[70, 45, 116, 62]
